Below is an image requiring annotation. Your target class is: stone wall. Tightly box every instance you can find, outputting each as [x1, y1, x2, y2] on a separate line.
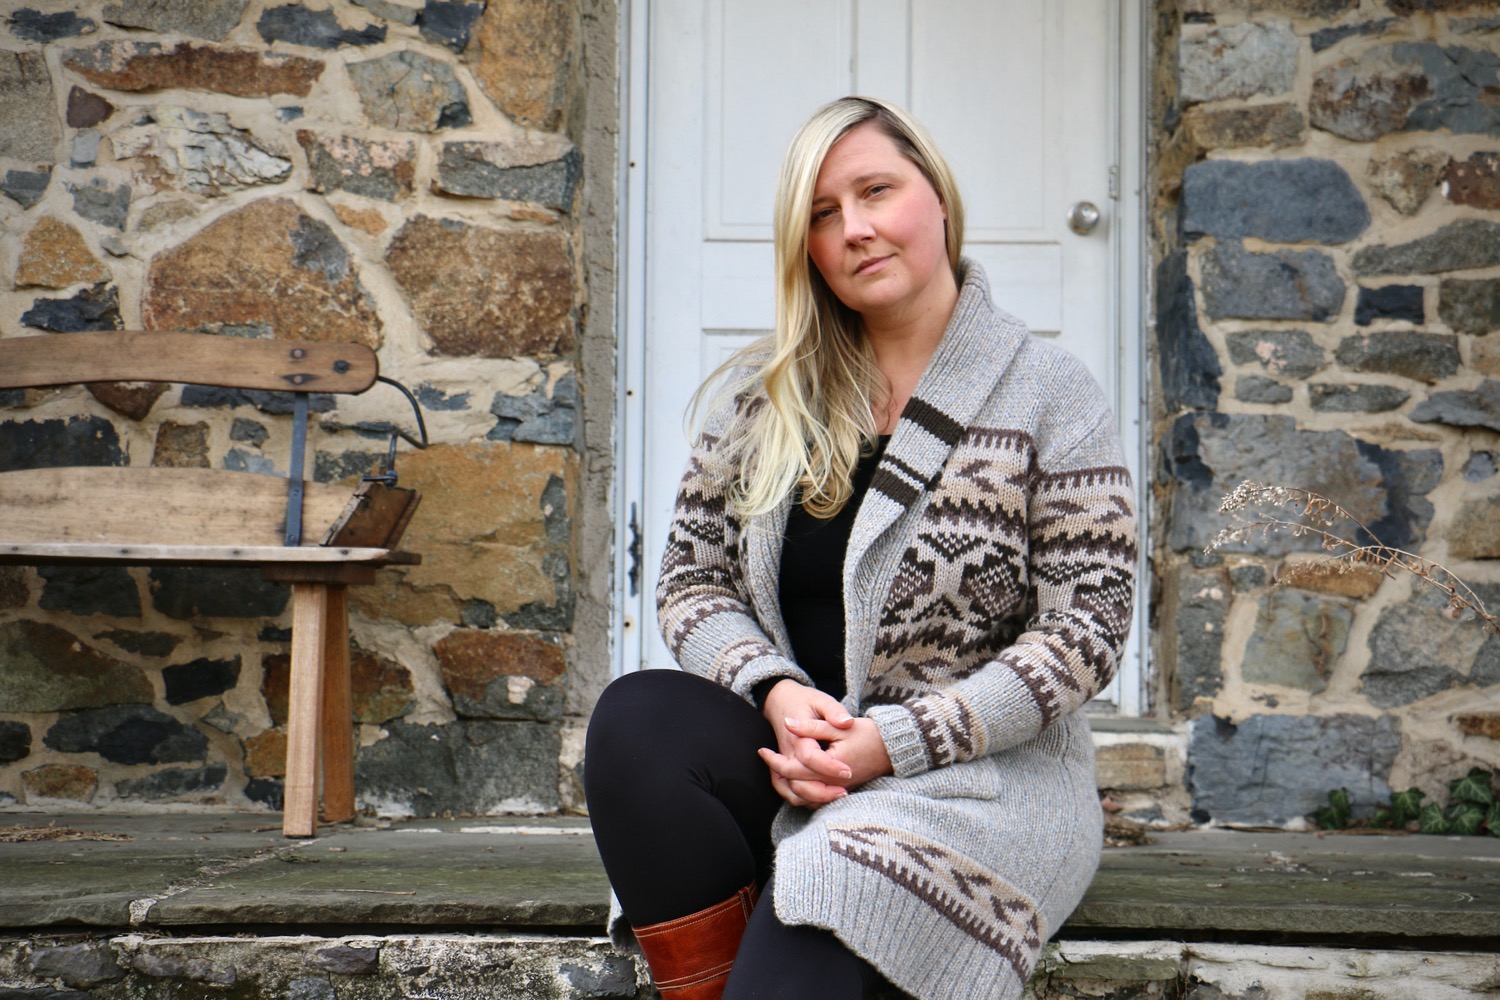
[0, 0, 617, 818]
[1148, 0, 1500, 828]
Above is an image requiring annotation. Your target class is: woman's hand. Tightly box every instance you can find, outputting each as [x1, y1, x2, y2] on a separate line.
[757, 680, 893, 808]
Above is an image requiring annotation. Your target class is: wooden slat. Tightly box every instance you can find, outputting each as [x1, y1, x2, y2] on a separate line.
[0, 331, 377, 394]
[284, 583, 330, 838]
[322, 481, 422, 548]
[0, 543, 415, 566]
[320, 585, 356, 825]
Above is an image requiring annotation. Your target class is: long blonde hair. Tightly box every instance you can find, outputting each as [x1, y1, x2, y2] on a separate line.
[694, 96, 965, 519]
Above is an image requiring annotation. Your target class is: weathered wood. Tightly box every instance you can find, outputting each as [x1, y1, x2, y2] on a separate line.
[284, 584, 330, 838]
[261, 563, 382, 585]
[323, 480, 423, 549]
[320, 586, 356, 825]
[0, 332, 378, 394]
[0, 543, 414, 567]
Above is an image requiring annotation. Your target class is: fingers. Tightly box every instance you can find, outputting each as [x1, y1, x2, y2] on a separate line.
[760, 740, 852, 782]
[783, 716, 852, 742]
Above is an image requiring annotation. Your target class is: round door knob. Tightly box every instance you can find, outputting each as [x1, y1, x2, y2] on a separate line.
[1067, 201, 1101, 235]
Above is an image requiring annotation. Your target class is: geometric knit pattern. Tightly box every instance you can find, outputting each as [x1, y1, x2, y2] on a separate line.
[654, 261, 1137, 999]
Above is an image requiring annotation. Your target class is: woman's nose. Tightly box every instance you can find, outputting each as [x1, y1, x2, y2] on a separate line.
[843, 207, 875, 244]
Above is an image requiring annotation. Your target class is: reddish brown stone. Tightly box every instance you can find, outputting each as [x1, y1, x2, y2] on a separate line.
[1442, 152, 1500, 210]
[1182, 103, 1305, 150]
[1448, 496, 1500, 560]
[385, 216, 573, 357]
[63, 42, 323, 98]
[143, 199, 382, 347]
[0, 568, 27, 610]
[152, 421, 211, 468]
[1277, 561, 1384, 599]
[22, 764, 99, 803]
[66, 87, 115, 128]
[470, 0, 577, 130]
[15, 217, 110, 289]
[86, 382, 168, 421]
[1455, 713, 1500, 741]
[435, 631, 566, 699]
[261, 645, 413, 726]
[332, 203, 389, 235]
[244, 727, 286, 778]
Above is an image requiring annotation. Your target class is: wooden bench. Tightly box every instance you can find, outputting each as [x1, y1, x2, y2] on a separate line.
[0, 331, 422, 837]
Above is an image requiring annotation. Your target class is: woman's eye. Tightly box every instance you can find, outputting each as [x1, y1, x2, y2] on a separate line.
[812, 207, 836, 224]
[867, 183, 890, 197]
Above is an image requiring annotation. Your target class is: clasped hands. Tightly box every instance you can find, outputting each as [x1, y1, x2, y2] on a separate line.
[757, 678, 892, 808]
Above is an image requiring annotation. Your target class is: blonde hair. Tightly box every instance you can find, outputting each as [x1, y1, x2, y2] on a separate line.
[694, 97, 965, 519]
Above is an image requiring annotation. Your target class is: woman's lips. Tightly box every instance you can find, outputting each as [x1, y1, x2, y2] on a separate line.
[854, 254, 890, 275]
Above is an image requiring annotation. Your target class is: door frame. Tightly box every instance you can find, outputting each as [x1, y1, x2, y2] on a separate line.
[612, 0, 1152, 716]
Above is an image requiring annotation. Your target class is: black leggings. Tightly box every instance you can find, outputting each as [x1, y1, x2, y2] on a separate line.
[584, 669, 891, 999]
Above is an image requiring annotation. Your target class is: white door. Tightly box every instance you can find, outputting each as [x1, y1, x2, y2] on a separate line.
[620, 0, 1144, 711]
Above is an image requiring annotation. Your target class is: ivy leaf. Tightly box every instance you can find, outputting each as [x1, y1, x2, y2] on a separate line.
[1369, 805, 1393, 829]
[1448, 768, 1495, 807]
[1390, 788, 1426, 825]
[1314, 787, 1352, 830]
[1419, 802, 1449, 835]
[1487, 801, 1500, 838]
[1444, 802, 1485, 836]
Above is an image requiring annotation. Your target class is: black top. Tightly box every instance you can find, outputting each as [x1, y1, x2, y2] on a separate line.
[774, 437, 889, 702]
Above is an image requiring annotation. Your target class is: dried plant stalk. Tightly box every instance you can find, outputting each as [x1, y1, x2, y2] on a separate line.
[1206, 481, 1498, 635]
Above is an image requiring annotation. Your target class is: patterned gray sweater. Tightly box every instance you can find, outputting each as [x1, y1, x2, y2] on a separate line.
[656, 262, 1137, 999]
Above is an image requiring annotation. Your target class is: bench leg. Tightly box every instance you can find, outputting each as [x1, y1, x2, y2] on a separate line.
[320, 584, 356, 824]
[284, 582, 329, 838]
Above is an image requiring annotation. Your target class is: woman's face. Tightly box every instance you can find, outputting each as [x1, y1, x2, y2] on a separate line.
[806, 123, 950, 329]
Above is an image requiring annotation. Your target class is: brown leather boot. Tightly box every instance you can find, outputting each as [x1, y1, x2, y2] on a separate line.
[632, 882, 759, 999]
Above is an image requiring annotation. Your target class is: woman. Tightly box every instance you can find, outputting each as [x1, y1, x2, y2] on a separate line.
[585, 96, 1136, 1000]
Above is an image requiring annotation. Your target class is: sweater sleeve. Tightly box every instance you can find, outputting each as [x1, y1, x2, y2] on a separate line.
[655, 423, 814, 702]
[865, 406, 1138, 778]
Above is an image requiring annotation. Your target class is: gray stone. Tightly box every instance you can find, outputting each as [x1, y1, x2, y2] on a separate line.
[1182, 159, 1368, 245]
[0, 51, 60, 162]
[1411, 380, 1500, 433]
[1229, 563, 1267, 590]
[27, 943, 124, 989]
[162, 657, 241, 705]
[0, 620, 153, 712]
[1354, 220, 1500, 276]
[1173, 566, 1229, 712]
[1187, 713, 1401, 826]
[488, 374, 578, 445]
[561, 956, 639, 997]
[419, 1, 484, 51]
[149, 567, 289, 619]
[2, 168, 50, 208]
[0, 415, 123, 471]
[1243, 591, 1352, 692]
[313, 945, 379, 975]
[70, 129, 102, 168]
[356, 720, 561, 815]
[1311, 43, 1500, 141]
[182, 385, 335, 415]
[97, 630, 182, 657]
[1311, 18, 1398, 52]
[22, 284, 123, 333]
[1179, 21, 1298, 104]
[314, 450, 383, 483]
[133, 952, 236, 985]
[230, 418, 269, 445]
[118, 764, 228, 799]
[1454, 15, 1500, 33]
[416, 385, 471, 411]
[348, 50, 471, 132]
[1309, 383, 1410, 413]
[1335, 331, 1460, 383]
[43, 706, 208, 765]
[102, 0, 249, 40]
[437, 144, 581, 210]
[1364, 586, 1495, 707]
[38, 566, 142, 618]
[1166, 413, 1441, 554]
[111, 106, 292, 196]
[257, 5, 386, 48]
[1439, 278, 1500, 335]
[8, 9, 97, 41]
[224, 448, 277, 475]
[1200, 241, 1345, 322]
[1355, 284, 1424, 327]
[352, 0, 419, 25]
[283, 978, 335, 1000]
[1155, 251, 1221, 412]
[1463, 451, 1497, 481]
[299, 132, 415, 201]
[1235, 376, 1292, 405]
[1225, 329, 1325, 379]
[0, 721, 32, 763]
[69, 180, 131, 230]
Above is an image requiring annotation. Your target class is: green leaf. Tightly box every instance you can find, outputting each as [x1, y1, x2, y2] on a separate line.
[1369, 805, 1393, 829]
[1487, 801, 1500, 838]
[1449, 768, 1495, 807]
[1444, 802, 1485, 836]
[1314, 787, 1352, 829]
[1390, 788, 1426, 825]
[1419, 802, 1449, 835]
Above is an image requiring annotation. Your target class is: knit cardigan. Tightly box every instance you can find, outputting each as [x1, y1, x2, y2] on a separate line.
[655, 262, 1138, 999]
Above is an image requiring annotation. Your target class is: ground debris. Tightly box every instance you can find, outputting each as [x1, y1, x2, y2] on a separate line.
[0, 821, 132, 843]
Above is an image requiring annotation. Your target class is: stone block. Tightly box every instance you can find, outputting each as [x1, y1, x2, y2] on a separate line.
[1309, 383, 1410, 413]
[1155, 251, 1221, 413]
[117, 764, 228, 799]
[435, 629, 567, 720]
[149, 566, 290, 619]
[1182, 159, 1368, 245]
[22, 283, 123, 333]
[471, 0, 577, 130]
[298, 132, 416, 201]
[1439, 278, 1500, 335]
[262, 645, 414, 725]
[70, 179, 131, 230]
[348, 50, 471, 131]
[144, 199, 382, 346]
[0, 621, 152, 712]
[151, 421, 210, 468]
[22, 764, 99, 803]
[1225, 329, 1324, 379]
[244, 727, 287, 777]
[44, 705, 208, 765]
[1356, 219, 1500, 276]
[1234, 376, 1291, 404]
[1243, 590, 1351, 692]
[0, 567, 26, 610]
[68, 87, 115, 128]
[1200, 241, 1344, 322]
[1187, 713, 1401, 826]
[111, 106, 292, 196]
[1172, 566, 1229, 712]
[1165, 412, 1441, 554]
[1463, 451, 1497, 481]
[256, 5, 386, 48]
[1475, 338, 1500, 377]
[356, 719, 561, 815]
[1355, 284, 1424, 327]
[1182, 103, 1304, 150]
[1363, 585, 1497, 706]
[489, 373, 578, 445]
[0, 51, 60, 162]
[101, 0, 249, 40]
[64, 41, 323, 98]
[38, 565, 143, 617]
[0, 721, 33, 763]
[9, 8, 97, 41]
[1276, 560, 1384, 599]
[26, 943, 126, 989]
[2, 168, 51, 208]
[1311, 43, 1500, 142]
[0, 415, 123, 471]
[90, 382, 167, 420]
[1389, 0, 1500, 12]
[1095, 743, 1167, 791]
[1448, 496, 1500, 560]
[419, 1, 485, 51]
[1455, 712, 1500, 740]
[98, 630, 182, 657]
[1335, 331, 1459, 383]
[354, 0, 419, 24]
[386, 216, 575, 357]
[1367, 148, 1446, 215]
[331, 203, 389, 235]
[1311, 17, 1398, 52]
[162, 657, 241, 705]
[1442, 152, 1500, 209]
[436, 142, 581, 210]
[1411, 379, 1500, 433]
[16, 218, 110, 290]
[1179, 21, 1297, 104]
